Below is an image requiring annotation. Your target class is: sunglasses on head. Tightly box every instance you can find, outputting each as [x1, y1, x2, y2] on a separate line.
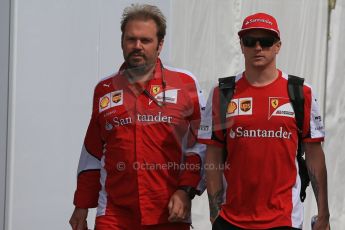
[242, 36, 278, 48]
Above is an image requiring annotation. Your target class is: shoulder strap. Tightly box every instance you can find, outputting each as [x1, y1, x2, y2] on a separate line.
[288, 74, 309, 202]
[218, 76, 236, 137]
[288, 75, 305, 136]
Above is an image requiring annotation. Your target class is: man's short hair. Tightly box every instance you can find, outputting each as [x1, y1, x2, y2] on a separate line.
[121, 4, 166, 43]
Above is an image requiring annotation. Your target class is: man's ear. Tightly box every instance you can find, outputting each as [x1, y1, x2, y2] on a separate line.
[275, 40, 282, 54]
[121, 35, 124, 49]
[157, 39, 164, 55]
[240, 40, 244, 54]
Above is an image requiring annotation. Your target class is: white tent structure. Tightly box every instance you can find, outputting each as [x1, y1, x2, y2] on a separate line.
[0, 0, 344, 229]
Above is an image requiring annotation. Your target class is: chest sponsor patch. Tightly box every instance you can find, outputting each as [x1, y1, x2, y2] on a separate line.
[239, 97, 253, 115]
[100, 96, 110, 111]
[149, 87, 179, 105]
[226, 97, 253, 117]
[229, 126, 292, 139]
[99, 90, 123, 113]
[268, 97, 295, 119]
[150, 85, 162, 95]
[227, 101, 237, 115]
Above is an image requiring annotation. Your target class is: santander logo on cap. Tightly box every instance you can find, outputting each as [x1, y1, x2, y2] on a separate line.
[245, 18, 273, 26]
[238, 12, 280, 38]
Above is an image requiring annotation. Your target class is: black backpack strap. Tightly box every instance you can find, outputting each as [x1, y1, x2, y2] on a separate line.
[218, 76, 236, 137]
[288, 75, 309, 202]
[288, 75, 305, 135]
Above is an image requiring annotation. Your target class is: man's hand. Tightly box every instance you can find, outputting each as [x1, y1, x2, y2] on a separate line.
[313, 215, 330, 230]
[168, 190, 191, 222]
[208, 189, 223, 224]
[69, 207, 88, 230]
[209, 212, 219, 224]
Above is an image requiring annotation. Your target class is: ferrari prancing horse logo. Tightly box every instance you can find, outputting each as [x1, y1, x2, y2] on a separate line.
[151, 85, 161, 95]
[271, 99, 279, 109]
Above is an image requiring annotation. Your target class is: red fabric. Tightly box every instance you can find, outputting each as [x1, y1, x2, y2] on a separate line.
[199, 71, 325, 229]
[238, 12, 280, 38]
[74, 59, 204, 225]
[73, 170, 101, 208]
[95, 215, 190, 230]
[178, 154, 202, 188]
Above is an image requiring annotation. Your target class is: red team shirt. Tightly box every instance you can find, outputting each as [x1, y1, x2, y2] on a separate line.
[74, 59, 206, 225]
[198, 70, 325, 229]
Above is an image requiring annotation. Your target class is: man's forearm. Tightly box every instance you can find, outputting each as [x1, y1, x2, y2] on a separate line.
[205, 145, 225, 221]
[305, 142, 330, 218]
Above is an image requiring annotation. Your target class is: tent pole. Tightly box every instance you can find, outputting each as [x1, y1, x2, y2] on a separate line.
[323, 0, 336, 122]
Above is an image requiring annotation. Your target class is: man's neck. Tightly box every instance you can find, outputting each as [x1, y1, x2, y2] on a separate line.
[244, 65, 279, 87]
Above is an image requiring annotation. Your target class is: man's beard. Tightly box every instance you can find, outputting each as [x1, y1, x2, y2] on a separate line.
[125, 51, 154, 76]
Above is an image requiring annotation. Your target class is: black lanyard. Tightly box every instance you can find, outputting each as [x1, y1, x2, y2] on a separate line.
[143, 60, 166, 107]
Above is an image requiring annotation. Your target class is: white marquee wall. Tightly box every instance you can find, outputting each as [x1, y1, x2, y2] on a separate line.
[2, 0, 344, 229]
[324, 0, 345, 228]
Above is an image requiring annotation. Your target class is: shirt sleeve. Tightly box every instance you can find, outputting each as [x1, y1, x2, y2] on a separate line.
[177, 75, 207, 193]
[73, 86, 103, 208]
[198, 85, 226, 148]
[302, 85, 325, 143]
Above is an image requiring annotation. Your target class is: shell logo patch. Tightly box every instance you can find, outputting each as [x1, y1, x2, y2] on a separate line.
[226, 97, 253, 117]
[99, 90, 123, 112]
[100, 96, 110, 110]
[268, 97, 294, 119]
[227, 101, 237, 114]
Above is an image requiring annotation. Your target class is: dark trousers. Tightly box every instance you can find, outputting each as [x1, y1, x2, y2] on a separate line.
[212, 216, 301, 230]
